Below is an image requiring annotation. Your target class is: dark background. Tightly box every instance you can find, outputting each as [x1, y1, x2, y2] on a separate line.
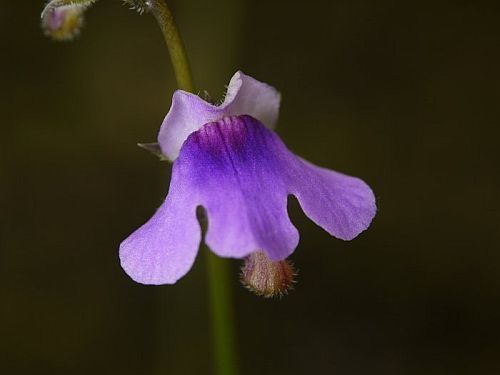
[1, 1, 499, 374]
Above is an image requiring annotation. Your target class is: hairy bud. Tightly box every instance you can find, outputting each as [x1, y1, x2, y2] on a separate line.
[41, 0, 97, 41]
[42, 6, 83, 41]
[241, 251, 296, 298]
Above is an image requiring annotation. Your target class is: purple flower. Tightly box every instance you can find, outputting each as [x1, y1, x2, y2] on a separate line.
[120, 72, 376, 285]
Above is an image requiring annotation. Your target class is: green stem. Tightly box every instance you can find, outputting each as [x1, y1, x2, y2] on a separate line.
[149, 0, 195, 92]
[148, 2, 237, 374]
[207, 249, 238, 375]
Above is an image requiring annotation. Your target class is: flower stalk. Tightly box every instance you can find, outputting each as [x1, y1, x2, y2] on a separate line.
[207, 250, 238, 375]
[147, 0, 194, 92]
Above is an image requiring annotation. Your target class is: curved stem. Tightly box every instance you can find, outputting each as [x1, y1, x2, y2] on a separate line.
[148, 0, 194, 92]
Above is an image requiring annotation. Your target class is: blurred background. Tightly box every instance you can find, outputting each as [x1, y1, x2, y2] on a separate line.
[1, 0, 499, 374]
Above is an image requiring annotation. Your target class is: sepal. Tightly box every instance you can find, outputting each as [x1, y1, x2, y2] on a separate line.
[137, 142, 170, 162]
[122, 0, 150, 15]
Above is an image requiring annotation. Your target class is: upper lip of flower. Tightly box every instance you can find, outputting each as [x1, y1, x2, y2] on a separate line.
[157, 70, 282, 161]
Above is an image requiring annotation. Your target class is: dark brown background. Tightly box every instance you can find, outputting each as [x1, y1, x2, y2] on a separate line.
[1, 0, 499, 374]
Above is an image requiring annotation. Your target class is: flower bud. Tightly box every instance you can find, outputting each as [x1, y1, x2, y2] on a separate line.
[41, 0, 99, 41]
[42, 6, 84, 41]
[241, 251, 296, 298]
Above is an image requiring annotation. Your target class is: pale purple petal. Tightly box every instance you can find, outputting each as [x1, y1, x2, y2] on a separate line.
[157, 91, 225, 161]
[157, 71, 281, 161]
[223, 71, 281, 129]
[287, 160, 377, 241]
[119, 178, 201, 285]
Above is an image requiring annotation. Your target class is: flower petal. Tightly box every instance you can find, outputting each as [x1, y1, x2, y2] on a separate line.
[158, 91, 225, 161]
[119, 179, 201, 285]
[223, 71, 281, 129]
[179, 116, 299, 261]
[288, 160, 377, 241]
[157, 71, 281, 161]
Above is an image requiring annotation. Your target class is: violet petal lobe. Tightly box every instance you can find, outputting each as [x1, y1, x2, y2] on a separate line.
[287, 159, 377, 241]
[157, 71, 281, 161]
[119, 179, 201, 285]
